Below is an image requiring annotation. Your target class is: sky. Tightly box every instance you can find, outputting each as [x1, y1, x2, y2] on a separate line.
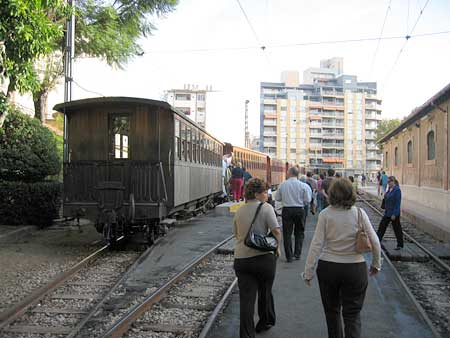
[39, 0, 450, 146]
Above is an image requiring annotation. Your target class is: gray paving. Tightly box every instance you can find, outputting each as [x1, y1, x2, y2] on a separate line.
[125, 210, 234, 290]
[207, 211, 435, 338]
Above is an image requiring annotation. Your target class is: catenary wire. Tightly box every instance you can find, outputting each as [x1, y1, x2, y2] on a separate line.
[368, 0, 392, 80]
[72, 79, 105, 97]
[383, 0, 432, 88]
[73, 30, 450, 58]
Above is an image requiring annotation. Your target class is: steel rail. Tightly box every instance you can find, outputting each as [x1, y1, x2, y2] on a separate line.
[197, 277, 237, 338]
[66, 238, 160, 338]
[379, 247, 443, 338]
[0, 243, 109, 330]
[100, 235, 234, 338]
[357, 196, 450, 273]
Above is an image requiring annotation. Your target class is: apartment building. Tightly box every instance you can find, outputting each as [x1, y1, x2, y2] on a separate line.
[260, 58, 381, 176]
[165, 85, 210, 129]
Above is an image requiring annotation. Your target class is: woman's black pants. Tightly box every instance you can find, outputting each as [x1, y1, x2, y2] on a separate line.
[234, 254, 277, 338]
[317, 260, 368, 338]
[377, 215, 404, 247]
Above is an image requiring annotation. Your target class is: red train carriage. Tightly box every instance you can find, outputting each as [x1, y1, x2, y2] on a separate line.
[223, 143, 285, 188]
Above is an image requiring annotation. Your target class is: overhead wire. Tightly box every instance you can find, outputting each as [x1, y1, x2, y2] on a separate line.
[383, 0, 432, 88]
[235, 0, 271, 65]
[72, 79, 105, 97]
[368, 0, 392, 80]
[73, 30, 450, 58]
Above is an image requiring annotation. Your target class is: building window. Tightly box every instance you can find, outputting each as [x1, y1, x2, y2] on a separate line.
[385, 151, 389, 168]
[197, 94, 205, 101]
[407, 140, 413, 164]
[175, 94, 191, 101]
[110, 115, 130, 159]
[394, 147, 399, 166]
[427, 130, 435, 160]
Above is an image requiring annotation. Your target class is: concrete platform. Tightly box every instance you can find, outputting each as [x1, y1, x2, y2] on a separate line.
[360, 184, 450, 242]
[207, 212, 436, 338]
[215, 201, 245, 216]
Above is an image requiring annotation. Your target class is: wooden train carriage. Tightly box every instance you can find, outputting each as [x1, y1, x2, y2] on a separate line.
[269, 158, 286, 187]
[223, 143, 268, 181]
[54, 97, 223, 224]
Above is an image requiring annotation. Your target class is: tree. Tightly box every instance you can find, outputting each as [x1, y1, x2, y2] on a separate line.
[0, 0, 68, 126]
[31, 0, 178, 122]
[376, 118, 401, 141]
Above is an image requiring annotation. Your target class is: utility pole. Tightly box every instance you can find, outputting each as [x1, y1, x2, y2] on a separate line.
[63, 0, 75, 163]
[245, 100, 250, 148]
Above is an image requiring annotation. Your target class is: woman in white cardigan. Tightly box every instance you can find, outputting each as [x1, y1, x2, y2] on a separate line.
[303, 178, 381, 338]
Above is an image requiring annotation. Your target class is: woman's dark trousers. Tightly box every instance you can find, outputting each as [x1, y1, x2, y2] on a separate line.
[377, 215, 404, 247]
[234, 254, 277, 338]
[317, 260, 368, 338]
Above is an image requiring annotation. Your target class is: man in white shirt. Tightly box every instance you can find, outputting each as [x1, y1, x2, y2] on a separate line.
[275, 167, 311, 262]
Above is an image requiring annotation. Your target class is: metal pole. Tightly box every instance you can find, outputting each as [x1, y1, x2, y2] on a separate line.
[245, 100, 249, 148]
[63, 0, 75, 163]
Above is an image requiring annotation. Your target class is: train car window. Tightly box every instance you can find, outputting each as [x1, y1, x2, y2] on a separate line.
[110, 115, 130, 159]
[180, 123, 186, 161]
[186, 126, 192, 162]
[192, 130, 197, 163]
[175, 119, 181, 160]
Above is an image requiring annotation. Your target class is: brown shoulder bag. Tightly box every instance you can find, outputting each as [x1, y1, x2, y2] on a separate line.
[355, 207, 372, 253]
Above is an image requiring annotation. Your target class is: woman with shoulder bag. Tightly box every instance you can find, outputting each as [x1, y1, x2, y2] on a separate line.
[303, 178, 381, 338]
[233, 178, 282, 338]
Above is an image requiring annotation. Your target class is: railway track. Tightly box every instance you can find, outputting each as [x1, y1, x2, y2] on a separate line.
[71, 236, 236, 338]
[0, 240, 146, 338]
[357, 193, 450, 338]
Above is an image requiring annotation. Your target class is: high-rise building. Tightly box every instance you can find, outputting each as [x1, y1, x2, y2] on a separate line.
[165, 84, 211, 128]
[260, 58, 382, 176]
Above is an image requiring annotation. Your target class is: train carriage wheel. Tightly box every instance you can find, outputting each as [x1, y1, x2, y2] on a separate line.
[129, 193, 135, 223]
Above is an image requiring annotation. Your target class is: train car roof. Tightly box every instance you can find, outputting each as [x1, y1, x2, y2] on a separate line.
[53, 97, 223, 144]
[224, 143, 270, 158]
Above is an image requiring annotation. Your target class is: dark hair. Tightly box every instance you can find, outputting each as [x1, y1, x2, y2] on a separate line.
[327, 168, 335, 177]
[242, 167, 246, 171]
[288, 166, 299, 177]
[348, 176, 354, 183]
[388, 175, 399, 186]
[319, 173, 324, 180]
[307, 171, 312, 177]
[328, 178, 356, 209]
[335, 172, 341, 178]
[245, 178, 269, 200]
[382, 171, 386, 174]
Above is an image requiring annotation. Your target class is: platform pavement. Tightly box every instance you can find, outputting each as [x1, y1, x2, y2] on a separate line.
[207, 210, 435, 338]
[360, 184, 450, 241]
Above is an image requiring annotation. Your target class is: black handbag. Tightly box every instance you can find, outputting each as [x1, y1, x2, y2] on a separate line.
[381, 196, 386, 209]
[244, 202, 278, 252]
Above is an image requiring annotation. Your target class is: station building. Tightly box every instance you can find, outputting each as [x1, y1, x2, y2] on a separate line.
[379, 83, 450, 237]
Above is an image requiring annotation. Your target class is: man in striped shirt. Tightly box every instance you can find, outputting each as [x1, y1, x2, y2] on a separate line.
[275, 167, 311, 262]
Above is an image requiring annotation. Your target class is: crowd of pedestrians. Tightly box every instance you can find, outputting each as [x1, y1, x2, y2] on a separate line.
[232, 165, 404, 338]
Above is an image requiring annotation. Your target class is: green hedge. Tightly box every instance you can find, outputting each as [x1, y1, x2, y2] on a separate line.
[0, 108, 60, 182]
[0, 181, 62, 227]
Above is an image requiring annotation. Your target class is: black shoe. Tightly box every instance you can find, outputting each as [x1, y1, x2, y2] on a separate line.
[294, 256, 300, 260]
[286, 258, 293, 263]
[255, 323, 273, 333]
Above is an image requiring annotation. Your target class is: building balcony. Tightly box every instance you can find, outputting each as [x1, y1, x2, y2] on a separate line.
[365, 133, 376, 139]
[263, 132, 277, 137]
[264, 99, 277, 105]
[365, 103, 382, 111]
[264, 142, 277, 147]
[365, 113, 379, 120]
[365, 125, 377, 130]
[322, 142, 344, 148]
[264, 120, 277, 127]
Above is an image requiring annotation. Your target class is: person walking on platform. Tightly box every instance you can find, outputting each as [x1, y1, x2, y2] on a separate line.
[316, 173, 325, 212]
[299, 175, 313, 222]
[376, 171, 381, 196]
[303, 178, 381, 338]
[231, 162, 245, 202]
[380, 171, 388, 196]
[377, 176, 404, 250]
[321, 168, 336, 209]
[241, 167, 253, 199]
[275, 167, 311, 262]
[233, 178, 282, 338]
